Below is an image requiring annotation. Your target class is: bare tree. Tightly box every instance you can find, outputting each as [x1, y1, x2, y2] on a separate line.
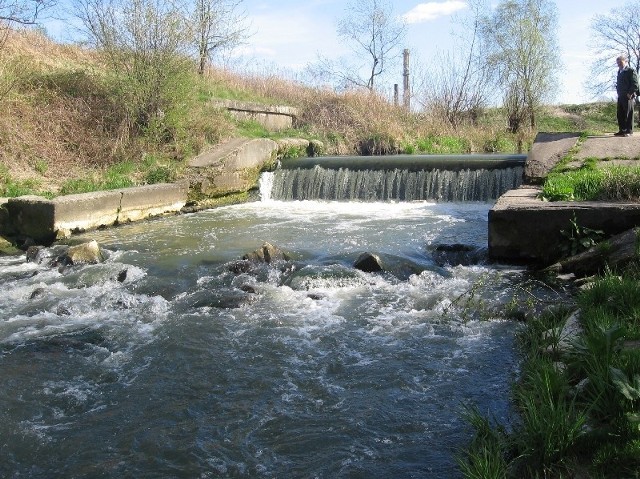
[190, 0, 249, 75]
[314, 0, 405, 91]
[417, 3, 492, 128]
[588, 2, 640, 98]
[0, 0, 56, 25]
[479, 0, 559, 132]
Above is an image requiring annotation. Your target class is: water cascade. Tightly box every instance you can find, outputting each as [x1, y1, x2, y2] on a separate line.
[0, 152, 559, 478]
[269, 154, 525, 201]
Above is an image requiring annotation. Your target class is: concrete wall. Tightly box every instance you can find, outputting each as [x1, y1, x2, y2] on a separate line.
[4, 182, 189, 244]
[488, 187, 640, 264]
[212, 99, 298, 131]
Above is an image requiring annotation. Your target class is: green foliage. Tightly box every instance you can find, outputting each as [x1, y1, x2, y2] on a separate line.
[59, 177, 102, 195]
[458, 406, 510, 479]
[144, 165, 177, 184]
[0, 165, 49, 198]
[482, 134, 516, 153]
[461, 267, 640, 477]
[415, 135, 470, 154]
[559, 214, 605, 258]
[514, 361, 587, 473]
[543, 165, 640, 202]
[236, 119, 271, 138]
[34, 159, 48, 174]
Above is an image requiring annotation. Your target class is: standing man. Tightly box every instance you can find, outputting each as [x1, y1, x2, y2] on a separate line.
[616, 54, 639, 137]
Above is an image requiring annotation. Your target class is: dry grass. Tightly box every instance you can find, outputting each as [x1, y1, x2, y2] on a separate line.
[0, 28, 577, 196]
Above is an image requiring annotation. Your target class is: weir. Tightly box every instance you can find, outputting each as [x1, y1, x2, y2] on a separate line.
[270, 154, 525, 202]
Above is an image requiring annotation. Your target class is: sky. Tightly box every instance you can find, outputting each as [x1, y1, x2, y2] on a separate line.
[227, 0, 623, 105]
[45, 0, 625, 105]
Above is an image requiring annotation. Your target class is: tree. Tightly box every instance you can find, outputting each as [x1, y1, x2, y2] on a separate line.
[190, 0, 249, 75]
[0, 0, 56, 25]
[72, 0, 192, 136]
[479, 0, 559, 132]
[588, 2, 640, 98]
[315, 0, 406, 91]
[417, 2, 492, 128]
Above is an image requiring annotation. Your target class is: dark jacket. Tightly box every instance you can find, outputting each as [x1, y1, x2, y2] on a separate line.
[617, 66, 639, 97]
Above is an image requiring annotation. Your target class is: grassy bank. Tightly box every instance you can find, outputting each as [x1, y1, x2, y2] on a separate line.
[460, 268, 640, 478]
[0, 29, 618, 199]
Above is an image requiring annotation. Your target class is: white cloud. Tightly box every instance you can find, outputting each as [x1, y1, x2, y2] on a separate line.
[402, 1, 468, 24]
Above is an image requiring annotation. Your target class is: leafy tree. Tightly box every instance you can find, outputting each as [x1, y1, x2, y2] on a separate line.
[190, 0, 249, 75]
[313, 0, 406, 91]
[479, 0, 559, 133]
[72, 0, 192, 137]
[588, 1, 640, 98]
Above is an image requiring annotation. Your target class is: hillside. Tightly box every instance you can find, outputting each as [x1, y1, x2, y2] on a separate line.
[0, 29, 618, 198]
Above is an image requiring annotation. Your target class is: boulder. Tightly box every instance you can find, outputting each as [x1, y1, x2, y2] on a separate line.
[242, 242, 290, 264]
[353, 252, 384, 273]
[548, 227, 640, 278]
[56, 240, 105, 266]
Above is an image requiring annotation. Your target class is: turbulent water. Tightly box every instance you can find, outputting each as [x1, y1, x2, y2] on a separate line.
[0, 187, 550, 478]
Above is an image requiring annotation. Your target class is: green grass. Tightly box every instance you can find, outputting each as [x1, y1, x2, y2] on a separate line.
[461, 269, 640, 478]
[414, 135, 471, 154]
[542, 165, 640, 201]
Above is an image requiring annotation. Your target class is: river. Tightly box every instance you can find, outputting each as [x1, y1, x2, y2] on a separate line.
[0, 178, 544, 477]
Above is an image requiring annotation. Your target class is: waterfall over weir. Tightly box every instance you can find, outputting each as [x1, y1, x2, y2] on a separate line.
[266, 164, 524, 202]
[268, 154, 526, 202]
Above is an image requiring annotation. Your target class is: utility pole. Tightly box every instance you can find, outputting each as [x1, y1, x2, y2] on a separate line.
[403, 49, 410, 110]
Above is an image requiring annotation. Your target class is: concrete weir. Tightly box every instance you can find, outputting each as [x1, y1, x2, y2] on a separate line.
[5, 182, 189, 244]
[488, 132, 640, 264]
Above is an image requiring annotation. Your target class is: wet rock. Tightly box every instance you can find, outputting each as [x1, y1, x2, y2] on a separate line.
[549, 227, 640, 278]
[243, 242, 290, 264]
[227, 260, 252, 274]
[30, 287, 47, 299]
[116, 269, 128, 283]
[353, 252, 383, 273]
[26, 245, 47, 263]
[239, 284, 258, 294]
[307, 293, 324, 300]
[56, 240, 105, 267]
[431, 244, 487, 267]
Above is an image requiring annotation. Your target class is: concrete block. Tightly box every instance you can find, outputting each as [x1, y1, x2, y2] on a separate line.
[489, 187, 640, 263]
[119, 182, 188, 223]
[52, 191, 122, 236]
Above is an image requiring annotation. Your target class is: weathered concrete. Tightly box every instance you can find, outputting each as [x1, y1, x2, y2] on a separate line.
[4, 182, 189, 244]
[523, 132, 580, 184]
[575, 134, 640, 160]
[488, 187, 640, 264]
[188, 137, 278, 198]
[490, 132, 640, 264]
[212, 99, 298, 131]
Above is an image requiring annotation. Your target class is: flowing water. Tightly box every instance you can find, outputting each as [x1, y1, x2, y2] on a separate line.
[0, 173, 547, 478]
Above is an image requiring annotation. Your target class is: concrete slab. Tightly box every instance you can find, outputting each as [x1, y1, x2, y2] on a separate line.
[524, 132, 580, 184]
[489, 187, 640, 263]
[575, 133, 640, 160]
[4, 183, 189, 243]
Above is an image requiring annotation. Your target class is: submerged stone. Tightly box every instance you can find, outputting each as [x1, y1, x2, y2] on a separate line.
[353, 252, 383, 273]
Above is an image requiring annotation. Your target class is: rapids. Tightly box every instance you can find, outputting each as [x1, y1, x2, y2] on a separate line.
[0, 185, 555, 477]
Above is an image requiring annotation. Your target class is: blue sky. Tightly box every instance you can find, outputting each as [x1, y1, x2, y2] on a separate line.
[232, 0, 623, 105]
[46, 0, 624, 105]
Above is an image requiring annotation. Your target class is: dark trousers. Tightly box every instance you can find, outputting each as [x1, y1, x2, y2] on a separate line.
[617, 96, 635, 133]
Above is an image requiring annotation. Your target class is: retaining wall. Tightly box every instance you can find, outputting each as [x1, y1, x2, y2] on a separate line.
[4, 182, 189, 244]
